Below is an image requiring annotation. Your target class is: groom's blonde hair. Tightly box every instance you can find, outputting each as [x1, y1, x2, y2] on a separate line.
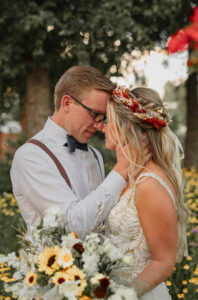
[108, 87, 188, 260]
[54, 66, 115, 110]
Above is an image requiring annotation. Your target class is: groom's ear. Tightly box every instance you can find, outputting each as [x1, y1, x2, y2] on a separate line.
[61, 95, 73, 112]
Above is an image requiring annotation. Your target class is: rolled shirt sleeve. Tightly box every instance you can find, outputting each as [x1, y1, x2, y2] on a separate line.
[11, 145, 126, 239]
[66, 170, 126, 238]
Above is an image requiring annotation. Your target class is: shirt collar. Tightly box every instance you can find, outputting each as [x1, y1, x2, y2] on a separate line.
[42, 117, 68, 145]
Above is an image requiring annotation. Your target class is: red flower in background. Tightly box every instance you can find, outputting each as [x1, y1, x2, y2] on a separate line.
[167, 6, 198, 53]
[168, 30, 190, 53]
[184, 24, 198, 42]
[190, 6, 198, 23]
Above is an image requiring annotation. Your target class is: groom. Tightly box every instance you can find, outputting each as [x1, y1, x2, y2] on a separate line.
[10, 66, 129, 240]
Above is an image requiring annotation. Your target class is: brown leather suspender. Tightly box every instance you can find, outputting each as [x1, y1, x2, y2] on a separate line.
[89, 146, 103, 179]
[28, 139, 103, 189]
[28, 139, 72, 189]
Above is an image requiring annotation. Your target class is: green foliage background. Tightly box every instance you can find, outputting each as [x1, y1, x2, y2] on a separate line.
[0, 0, 195, 113]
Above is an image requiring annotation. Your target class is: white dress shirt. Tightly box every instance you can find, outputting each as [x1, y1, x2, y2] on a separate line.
[10, 118, 126, 239]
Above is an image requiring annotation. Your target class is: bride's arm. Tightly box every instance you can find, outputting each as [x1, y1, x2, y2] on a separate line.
[133, 177, 178, 296]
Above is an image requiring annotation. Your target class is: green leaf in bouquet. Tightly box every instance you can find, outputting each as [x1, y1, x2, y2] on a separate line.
[37, 271, 51, 287]
[37, 218, 44, 230]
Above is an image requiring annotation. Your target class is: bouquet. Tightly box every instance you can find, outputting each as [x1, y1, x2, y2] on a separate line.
[0, 206, 138, 300]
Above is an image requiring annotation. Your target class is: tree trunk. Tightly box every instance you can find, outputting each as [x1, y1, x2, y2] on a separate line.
[184, 72, 198, 170]
[25, 66, 52, 139]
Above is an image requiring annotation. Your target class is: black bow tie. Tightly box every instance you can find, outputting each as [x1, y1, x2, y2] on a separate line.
[63, 134, 88, 152]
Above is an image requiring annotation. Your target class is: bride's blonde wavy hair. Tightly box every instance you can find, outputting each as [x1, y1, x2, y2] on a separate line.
[108, 87, 188, 261]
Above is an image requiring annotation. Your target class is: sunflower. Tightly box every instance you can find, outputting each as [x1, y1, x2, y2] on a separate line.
[25, 271, 37, 286]
[38, 246, 61, 275]
[52, 271, 69, 285]
[57, 249, 74, 268]
[66, 265, 87, 296]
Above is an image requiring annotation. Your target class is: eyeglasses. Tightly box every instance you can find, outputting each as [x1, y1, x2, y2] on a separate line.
[71, 96, 106, 123]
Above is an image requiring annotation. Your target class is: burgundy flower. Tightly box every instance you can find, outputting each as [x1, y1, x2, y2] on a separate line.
[93, 278, 110, 298]
[94, 286, 107, 298]
[99, 278, 110, 289]
[73, 242, 84, 254]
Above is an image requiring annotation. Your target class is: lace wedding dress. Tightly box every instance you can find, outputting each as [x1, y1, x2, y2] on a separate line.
[108, 172, 177, 300]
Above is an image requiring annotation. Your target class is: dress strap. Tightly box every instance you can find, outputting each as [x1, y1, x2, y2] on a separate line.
[136, 172, 175, 206]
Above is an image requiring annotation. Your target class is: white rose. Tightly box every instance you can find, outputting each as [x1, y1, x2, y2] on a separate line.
[82, 253, 99, 276]
[116, 287, 138, 300]
[43, 206, 64, 228]
[58, 280, 78, 300]
[122, 254, 133, 265]
[103, 243, 111, 254]
[90, 273, 106, 284]
[107, 244, 123, 261]
[61, 234, 80, 249]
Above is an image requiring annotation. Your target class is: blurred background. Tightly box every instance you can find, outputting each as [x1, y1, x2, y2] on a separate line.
[0, 1, 198, 299]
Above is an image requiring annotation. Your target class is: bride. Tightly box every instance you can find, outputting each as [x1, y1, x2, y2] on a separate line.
[102, 86, 188, 299]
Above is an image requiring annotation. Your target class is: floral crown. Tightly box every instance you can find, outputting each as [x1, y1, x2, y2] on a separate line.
[112, 86, 168, 129]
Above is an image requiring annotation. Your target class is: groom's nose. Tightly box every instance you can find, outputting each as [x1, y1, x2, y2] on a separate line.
[93, 120, 105, 131]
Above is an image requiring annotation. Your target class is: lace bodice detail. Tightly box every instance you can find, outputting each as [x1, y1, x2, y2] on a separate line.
[108, 172, 176, 281]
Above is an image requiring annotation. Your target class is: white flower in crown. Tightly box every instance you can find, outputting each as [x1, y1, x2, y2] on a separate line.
[43, 206, 64, 228]
[57, 248, 74, 268]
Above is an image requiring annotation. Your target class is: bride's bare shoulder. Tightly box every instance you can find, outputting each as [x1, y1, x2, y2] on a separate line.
[135, 161, 177, 205]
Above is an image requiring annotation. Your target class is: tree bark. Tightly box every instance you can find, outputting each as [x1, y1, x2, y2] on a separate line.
[25, 66, 52, 139]
[184, 72, 198, 170]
